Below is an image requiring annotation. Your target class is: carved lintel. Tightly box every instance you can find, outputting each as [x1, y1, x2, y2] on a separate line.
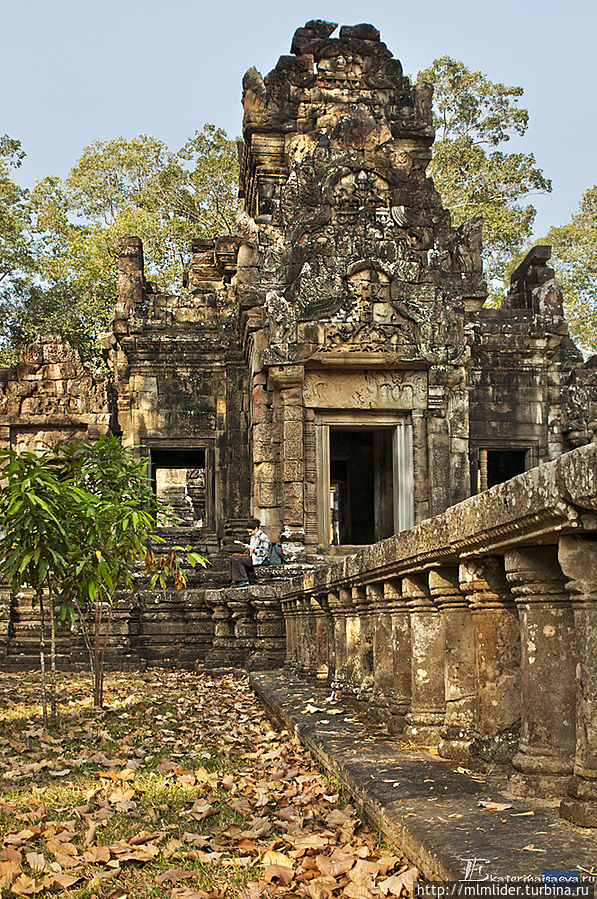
[304, 369, 427, 410]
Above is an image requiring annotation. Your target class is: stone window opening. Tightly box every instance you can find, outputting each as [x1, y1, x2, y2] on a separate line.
[149, 448, 207, 528]
[476, 447, 530, 492]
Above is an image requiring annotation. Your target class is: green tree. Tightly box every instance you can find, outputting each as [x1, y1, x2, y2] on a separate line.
[0, 449, 91, 727]
[0, 437, 209, 714]
[0, 135, 32, 287]
[545, 185, 597, 353]
[2, 125, 239, 364]
[0, 135, 34, 354]
[417, 57, 551, 295]
[54, 435, 209, 707]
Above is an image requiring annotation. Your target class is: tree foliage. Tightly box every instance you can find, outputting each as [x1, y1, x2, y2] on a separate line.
[0, 448, 91, 726]
[546, 185, 597, 353]
[0, 135, 35, 354]
[0, 135, 32, 287]
[417, 57, 551, 294]
[0, 125, 239, 364]
[0, 436, 209, 713]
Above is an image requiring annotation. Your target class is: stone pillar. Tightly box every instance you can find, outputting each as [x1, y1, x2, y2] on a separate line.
[504, 547, 576, 797]
[248, 588, 286, 671]
[412, 409, 429, 522]
[281, 595, 300, 670]
[266, 365, 306, 558]
[460, 558, 521, 744]
[329, 588, 351, 693]
[370, 580, 411, 732]
[303, 596, 321, 678]
[343, 587, 361, 696]
[386, 579, 412, 730]
[115, 236, 145, 334]
[325, 592, 338, 687]
[353, 586, 374, 702]
[251, 371, 275, 524]
[430, 568, 476, 761]
[403, 574, 445, 746]
[558, 536, 597, 827]
[311, 594, 331, 680]
[204, 589, 254, 668]
[369, 582, 392, 715]
[428, 415, 451, 516]
[294, 595, 312, 677]
[281, 382, 305, 555]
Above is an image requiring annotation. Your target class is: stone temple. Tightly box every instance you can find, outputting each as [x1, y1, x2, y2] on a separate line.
[2, 20, 595, 568]
[2, 20, 597, 834]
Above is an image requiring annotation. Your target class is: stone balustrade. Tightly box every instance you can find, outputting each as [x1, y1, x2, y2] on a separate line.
[204, 584, 286, 671]
[276, 444, 597, 827]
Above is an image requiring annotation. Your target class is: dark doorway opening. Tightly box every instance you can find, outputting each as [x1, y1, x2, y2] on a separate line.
[486, 449, 527, 488]
[329, 429, 394, 545]
[150, 449, 207, 527]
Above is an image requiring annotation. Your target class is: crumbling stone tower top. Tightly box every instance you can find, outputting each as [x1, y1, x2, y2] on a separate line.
[240, 19, 437, 219]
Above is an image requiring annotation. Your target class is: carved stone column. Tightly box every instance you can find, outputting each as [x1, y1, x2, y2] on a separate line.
[460, 558, 521, 747]
[266, 365, 306, 559]
[247, 587, 286, 671]
[329, 588, 351, 693]
[558, 536, 597, 827]
[386, 579, 412, 730]
[311, 594, 331, 680]
[294, 595, 313, 677]
[204, 589, 254, 668]
[403, 574, 445, 746]
[340, 586, 361, 696]
[504, 547, 576, 796]
[353, 586, 374, 702]
[412, 409, 429, 522]
[281, 595, 300, 670]
[301, 595, 327, 679]
[323, 592, 337, 686]
[430, 568, 476, 761]
[369, 583, 392, 718]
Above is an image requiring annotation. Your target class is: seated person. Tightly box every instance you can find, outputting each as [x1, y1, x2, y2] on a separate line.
[230, 518, 270, 586]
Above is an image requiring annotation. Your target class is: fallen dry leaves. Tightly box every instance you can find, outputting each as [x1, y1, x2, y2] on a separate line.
[0, 669, 418, 897]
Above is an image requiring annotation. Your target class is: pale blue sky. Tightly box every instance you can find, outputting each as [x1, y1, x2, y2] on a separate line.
[3, 0, 594, 238]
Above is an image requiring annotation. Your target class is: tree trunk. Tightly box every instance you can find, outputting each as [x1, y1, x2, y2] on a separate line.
[38, 589, 48, 731]
[48, 582, 57, 727]
[93, 600, 102, 707]
[98, 603, 113, 708]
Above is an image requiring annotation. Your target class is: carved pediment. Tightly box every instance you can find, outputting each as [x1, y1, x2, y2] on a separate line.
[320, 318, 420, 353]
[332, 169, 390, 225]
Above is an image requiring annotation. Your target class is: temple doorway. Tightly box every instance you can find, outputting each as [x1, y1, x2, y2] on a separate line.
[329, 428, 395, 545]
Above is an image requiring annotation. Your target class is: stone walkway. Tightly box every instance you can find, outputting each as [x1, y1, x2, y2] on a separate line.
[250, 671, 597, 882]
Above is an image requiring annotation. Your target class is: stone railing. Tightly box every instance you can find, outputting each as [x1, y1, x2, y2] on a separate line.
[277, 444, 597, 828]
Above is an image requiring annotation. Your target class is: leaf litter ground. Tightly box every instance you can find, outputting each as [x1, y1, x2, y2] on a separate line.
[0, 669, 418, 898]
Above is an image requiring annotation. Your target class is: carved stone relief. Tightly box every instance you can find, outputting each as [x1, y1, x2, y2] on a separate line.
[332, 170, 390, 225]
[345, 268, 390, 322]
[304, 370, 427, 410]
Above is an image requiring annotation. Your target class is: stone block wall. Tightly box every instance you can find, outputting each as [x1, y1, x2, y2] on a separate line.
[0, 336, 111, 451]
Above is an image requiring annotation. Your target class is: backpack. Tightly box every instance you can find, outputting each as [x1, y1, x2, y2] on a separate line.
[263, 542, 284, 565]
